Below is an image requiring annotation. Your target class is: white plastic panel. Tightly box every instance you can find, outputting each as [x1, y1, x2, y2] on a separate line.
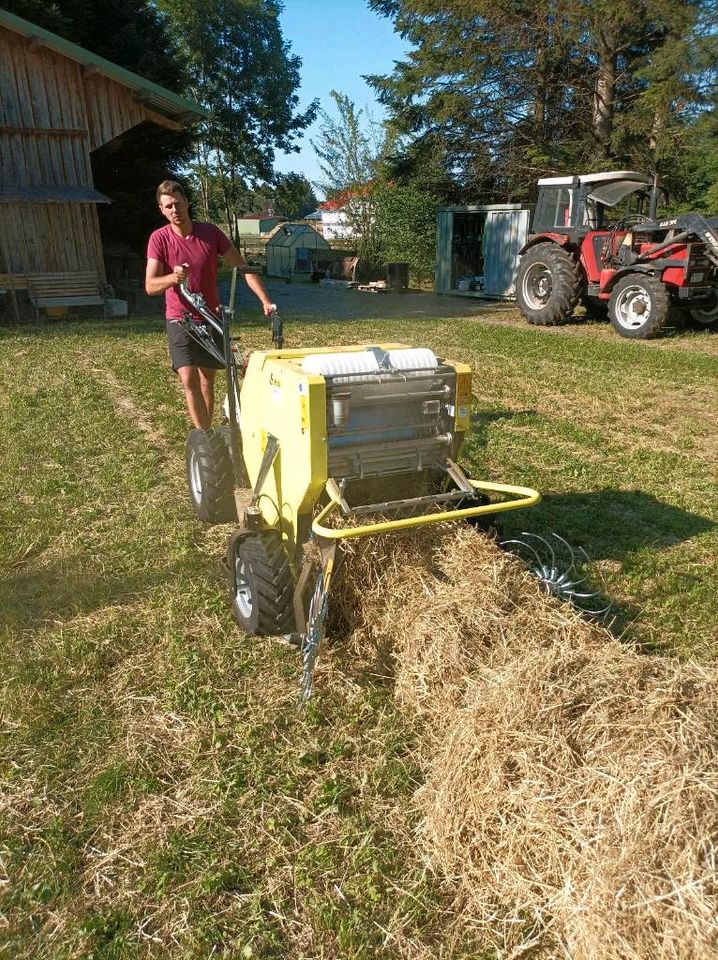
[301, 347, 437, 378]
[302, 351, 380, 377]
[385, 348, 438, 370]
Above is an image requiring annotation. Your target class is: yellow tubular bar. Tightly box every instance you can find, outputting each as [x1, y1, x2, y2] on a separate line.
[311, 480, 541, 541]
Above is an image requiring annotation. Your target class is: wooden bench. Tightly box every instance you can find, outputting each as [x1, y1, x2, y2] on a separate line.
[0, 273, 29, 290]
[26, 271, 108, 322]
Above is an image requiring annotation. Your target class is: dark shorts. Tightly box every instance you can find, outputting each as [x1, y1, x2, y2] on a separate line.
[166, 320, 225, 372]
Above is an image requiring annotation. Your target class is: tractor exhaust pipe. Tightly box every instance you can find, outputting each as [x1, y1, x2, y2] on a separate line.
[648, 174, 659, 222]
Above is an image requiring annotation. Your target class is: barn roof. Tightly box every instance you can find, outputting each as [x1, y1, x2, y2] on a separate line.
[0, 8, 206, 123]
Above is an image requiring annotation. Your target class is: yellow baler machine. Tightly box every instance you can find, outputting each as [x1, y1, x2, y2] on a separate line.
[239, 343, 538, 550]
[179, 285, 539, 699]
[230, 343, 539, 696]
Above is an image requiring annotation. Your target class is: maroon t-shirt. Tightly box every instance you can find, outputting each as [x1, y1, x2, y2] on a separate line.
[146, 221, 231, 321]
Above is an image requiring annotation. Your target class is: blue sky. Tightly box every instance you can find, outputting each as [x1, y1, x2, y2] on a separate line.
[273, 1, 409, 194]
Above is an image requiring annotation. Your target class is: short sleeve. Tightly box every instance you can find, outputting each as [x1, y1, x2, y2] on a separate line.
[147, 230, 165, 262]
[213, 225, 232, 255]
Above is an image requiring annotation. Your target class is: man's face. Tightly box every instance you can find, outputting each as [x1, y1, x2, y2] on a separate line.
[159, 191, 189, 228]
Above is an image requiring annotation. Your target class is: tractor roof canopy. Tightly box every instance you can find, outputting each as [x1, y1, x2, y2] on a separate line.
[538, 171, 654, 207]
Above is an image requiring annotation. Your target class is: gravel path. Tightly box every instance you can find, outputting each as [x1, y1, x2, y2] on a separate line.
[221, 277, 516, 323]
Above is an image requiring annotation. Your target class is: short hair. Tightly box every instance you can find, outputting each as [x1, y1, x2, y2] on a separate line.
[156, 180, 187, 203]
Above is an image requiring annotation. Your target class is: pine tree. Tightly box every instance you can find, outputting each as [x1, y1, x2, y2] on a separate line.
[369, 0, 717, 204]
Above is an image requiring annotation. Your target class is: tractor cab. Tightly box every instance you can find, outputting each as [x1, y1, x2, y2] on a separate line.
[532, 171, 663, 235]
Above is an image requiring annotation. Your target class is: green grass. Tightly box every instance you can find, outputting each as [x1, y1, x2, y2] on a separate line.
[0, 311, 716, 958]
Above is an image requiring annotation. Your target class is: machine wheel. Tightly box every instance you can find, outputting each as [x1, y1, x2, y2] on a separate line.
[609, 274, 671, 339]
[186, 428, 237, 524]
[515, 243, 582, 326]
[227, 531, 295, 636]
[216, 424, 248, 487]
[688, 288, 718, 328]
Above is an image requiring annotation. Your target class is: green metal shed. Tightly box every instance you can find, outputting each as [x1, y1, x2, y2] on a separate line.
[435, 204, 531, 298]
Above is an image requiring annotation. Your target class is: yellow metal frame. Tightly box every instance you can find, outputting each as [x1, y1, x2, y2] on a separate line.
[312, 479, 541, 541]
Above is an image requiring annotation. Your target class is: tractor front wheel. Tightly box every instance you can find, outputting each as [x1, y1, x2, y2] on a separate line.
[609, 274, 671, 339]
[515, 243, 582, 326]
[186, 428, 237, 524]
[227, 531, 295, 636]
[688, 288, 718, 328]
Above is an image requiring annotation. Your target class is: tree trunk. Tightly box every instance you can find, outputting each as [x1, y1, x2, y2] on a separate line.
[592, 24, 617, 163]
[195, 141, 211, 221]
[215, 152, 236, 243]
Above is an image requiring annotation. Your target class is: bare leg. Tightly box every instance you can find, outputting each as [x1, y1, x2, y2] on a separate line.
[198, 368, 217, 423]
[178, 365, 211, 429]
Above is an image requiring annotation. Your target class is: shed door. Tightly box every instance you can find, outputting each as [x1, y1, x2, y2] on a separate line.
[484, 209, 530, 296]
[435, 210, 453, 293]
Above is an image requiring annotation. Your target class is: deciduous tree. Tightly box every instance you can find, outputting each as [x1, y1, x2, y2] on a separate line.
[273, 173, 318, 219]
[158, 0, 318, 240]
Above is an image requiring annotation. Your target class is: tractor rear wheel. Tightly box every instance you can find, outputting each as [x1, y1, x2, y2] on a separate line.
[227, 531, 295, 636]
[688, 288, 718, 328]
[609, 274, 671, 339]
[515, 243, 582, 326]
[186, 428, 237, 524]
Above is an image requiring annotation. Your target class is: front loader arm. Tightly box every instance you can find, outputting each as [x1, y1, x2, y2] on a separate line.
[655, 214, 718, 267]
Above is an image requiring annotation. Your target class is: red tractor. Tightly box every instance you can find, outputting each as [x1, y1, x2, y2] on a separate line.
[515, 171, 718, 338]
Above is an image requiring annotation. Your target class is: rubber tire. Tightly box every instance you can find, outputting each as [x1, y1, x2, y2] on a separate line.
[227, 532, 295, 636]
[515, 243, 582, 326]
[688, 288, 718, 328]
[186, 428, 237, 524]
[216, 424, 248, 488]
[609, 274, 671, 340]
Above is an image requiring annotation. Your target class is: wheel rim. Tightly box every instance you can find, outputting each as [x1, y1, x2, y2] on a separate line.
[188, 449, 203, 502]
[233, 554, 254, 619]
[614, 284, 652, 330]
[522, 261, 553, 309]
[690, 291, 718, 325]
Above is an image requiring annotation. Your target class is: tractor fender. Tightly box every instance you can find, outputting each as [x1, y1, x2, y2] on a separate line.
[518, 233, 572, 257]
[600, 264, 660, 295]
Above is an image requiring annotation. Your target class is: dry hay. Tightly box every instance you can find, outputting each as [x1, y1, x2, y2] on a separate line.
[334, 526, 718, 960]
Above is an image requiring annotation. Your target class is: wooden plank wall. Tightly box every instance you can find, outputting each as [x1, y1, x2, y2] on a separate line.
[84, 74, 147, 152]
[0, 24, 153, 279]
[1, 204, 104, 274]
[0, 30, 92, 188]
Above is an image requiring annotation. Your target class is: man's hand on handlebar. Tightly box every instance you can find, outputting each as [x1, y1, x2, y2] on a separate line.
[172, 263, 189, 284]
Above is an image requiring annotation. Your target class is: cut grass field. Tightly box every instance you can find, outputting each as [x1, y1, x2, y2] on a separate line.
[1, 308, 716, 959]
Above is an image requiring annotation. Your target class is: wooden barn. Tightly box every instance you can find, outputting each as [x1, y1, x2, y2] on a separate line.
[0, 8, 204, 319]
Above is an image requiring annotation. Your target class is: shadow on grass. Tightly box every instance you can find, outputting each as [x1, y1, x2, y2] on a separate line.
[470, 409, 540, 447]
[504, 488, 714, 562]
[1, 551, 221, 633]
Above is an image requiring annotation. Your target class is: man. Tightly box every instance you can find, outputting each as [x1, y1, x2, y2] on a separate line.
[145, 180, 275, 429]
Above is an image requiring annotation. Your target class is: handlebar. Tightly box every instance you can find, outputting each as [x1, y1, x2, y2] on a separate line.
[178, 281, 283, 348]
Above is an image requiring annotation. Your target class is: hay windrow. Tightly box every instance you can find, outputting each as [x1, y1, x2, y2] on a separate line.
[338, 526, 718, 959]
